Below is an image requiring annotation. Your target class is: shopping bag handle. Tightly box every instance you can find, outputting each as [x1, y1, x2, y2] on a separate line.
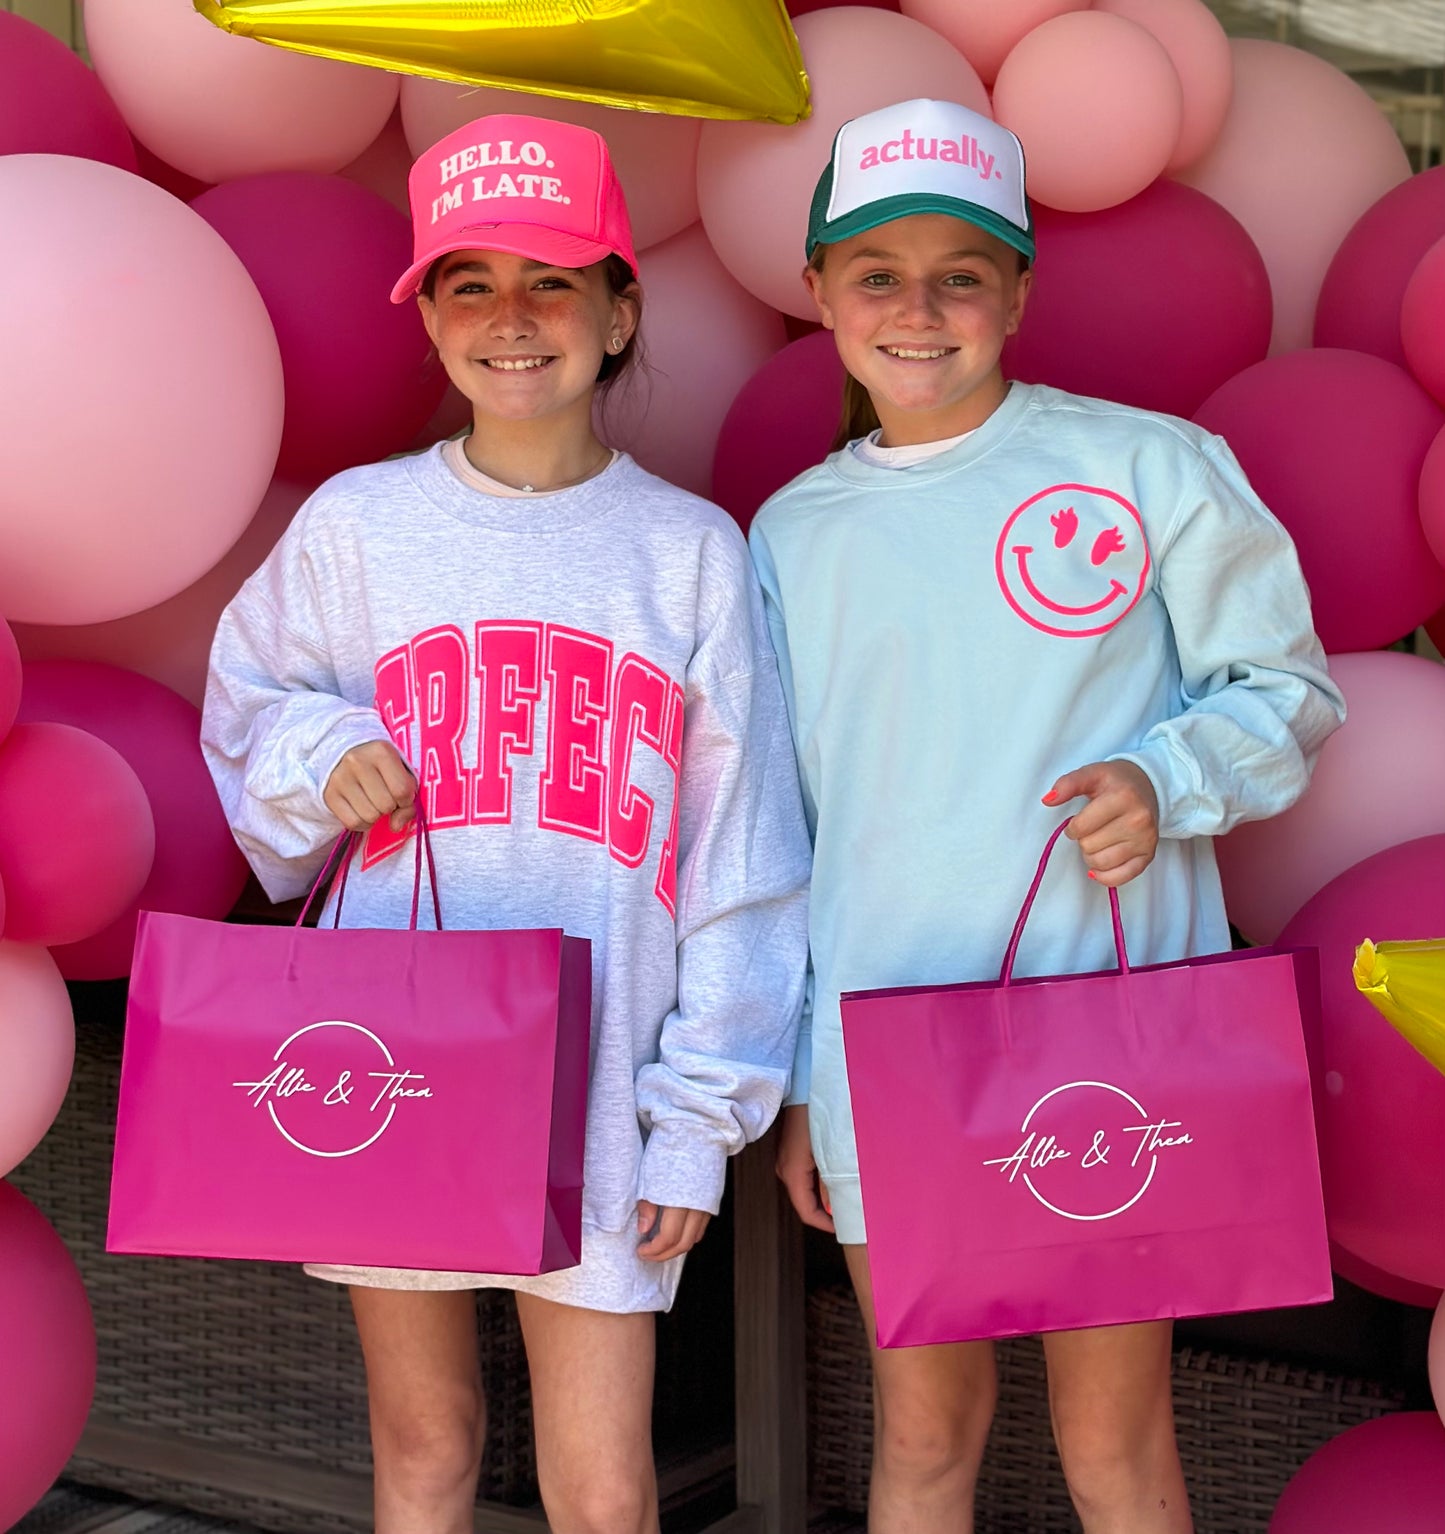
[999, 819, 1129, 984]
[295, 801, 443, 932]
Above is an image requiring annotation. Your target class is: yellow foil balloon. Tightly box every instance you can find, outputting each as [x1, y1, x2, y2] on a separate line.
[193, 0, 811, 124]
[1353, 938, 1445, 1077]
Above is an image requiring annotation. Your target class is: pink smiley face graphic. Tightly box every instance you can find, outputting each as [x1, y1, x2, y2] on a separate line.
[995, 483, 1151, 638]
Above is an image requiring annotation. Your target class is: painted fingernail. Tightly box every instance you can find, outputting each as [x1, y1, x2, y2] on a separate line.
[1087, 870, 1099, 881]
[1041, 791, 1059, 805]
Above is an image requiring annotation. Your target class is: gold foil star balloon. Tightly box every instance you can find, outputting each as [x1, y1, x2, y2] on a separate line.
[193, 0, 811, 123]
[1354, 938, 1445, 1077]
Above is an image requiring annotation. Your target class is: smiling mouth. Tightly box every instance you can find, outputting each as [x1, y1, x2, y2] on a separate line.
[481, 356, 555, 371]
[1012, 546, 1128, 616]
[879, 345, 955, 360]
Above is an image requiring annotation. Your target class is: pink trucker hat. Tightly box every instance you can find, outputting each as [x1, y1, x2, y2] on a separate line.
[391, 114, 638, 304]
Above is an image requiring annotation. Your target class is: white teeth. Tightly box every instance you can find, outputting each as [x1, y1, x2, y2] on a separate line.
[885, 347, 950, 360]
[485, 357, 551, 371]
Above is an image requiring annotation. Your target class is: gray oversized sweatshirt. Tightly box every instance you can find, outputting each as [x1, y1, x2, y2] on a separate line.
[202, 444, 811, 1311]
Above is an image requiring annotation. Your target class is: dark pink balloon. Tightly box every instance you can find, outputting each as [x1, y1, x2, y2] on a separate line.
[1270, 1415, 1445, 1534]
[0, 1184, 96, 1532]
[1421, 426, 1445, 570]
[1278, 836, 1445, 1292]
[1194, 348, 1445, 653]
[192, 173, 447, 479]
[0, 722, 154, 948]
[1314, 166, 1445, 369]
[0, 618, 20, 744]
[17, 662, 249, 980]
[712, 331, 846, 534]
[1402, 236, 1445, 407]
[131, 137, 212, 203]
[1003, 180, 1271, 419]
[0, 13, 136, 171]
[1331, 1241, 1442, 1311]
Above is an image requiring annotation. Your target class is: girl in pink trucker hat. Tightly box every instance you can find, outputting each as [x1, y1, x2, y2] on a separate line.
[203, 114, 810, 1534]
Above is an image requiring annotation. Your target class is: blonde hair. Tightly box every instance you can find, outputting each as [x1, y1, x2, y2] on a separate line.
[808, 246, 881, 452]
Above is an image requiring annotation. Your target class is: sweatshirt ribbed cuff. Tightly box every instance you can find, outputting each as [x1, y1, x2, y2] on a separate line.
[637, 1121, 729, 1216]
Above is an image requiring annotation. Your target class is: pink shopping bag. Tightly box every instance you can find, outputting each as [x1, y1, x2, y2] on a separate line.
[841, 823, 1332, 1347]
[109, 820, 590, 1273]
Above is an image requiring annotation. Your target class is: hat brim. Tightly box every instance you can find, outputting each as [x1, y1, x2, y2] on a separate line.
[808, 192, 1035, 264]
[390, 224, 629, 304]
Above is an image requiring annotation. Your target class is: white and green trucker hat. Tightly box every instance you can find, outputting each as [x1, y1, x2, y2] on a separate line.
[806, 98, 1034, 262]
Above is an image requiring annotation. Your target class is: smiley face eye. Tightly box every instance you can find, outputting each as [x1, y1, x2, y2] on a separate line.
[1091, 527, 1127, 565]
[1051, 507, 1078, 547]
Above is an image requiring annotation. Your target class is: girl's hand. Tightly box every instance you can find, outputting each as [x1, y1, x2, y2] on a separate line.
[636, 1201, 711, 1261]
[1043, 760, 1159, 888]
[323, 741, 418, 833]
[775, 1104, 835, 1233]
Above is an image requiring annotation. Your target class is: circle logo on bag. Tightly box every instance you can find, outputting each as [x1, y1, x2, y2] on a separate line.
[230, 1020, 433, 1158]
[994, 484, 1150, 638]
[982, 1080, 1193, 1221]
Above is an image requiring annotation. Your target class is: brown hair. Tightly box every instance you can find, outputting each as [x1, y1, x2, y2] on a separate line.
[420, 252, 643, 396]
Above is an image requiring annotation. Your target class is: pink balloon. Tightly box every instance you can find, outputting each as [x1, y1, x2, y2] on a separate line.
[1093, 0, 1232, 173]
[1002, 180, 1270, 419]
[132, 136, 213, 202]
[1402, 237, 1445, 407]
[1315, 167, 1445, 369]
[0, 943, 74, 1177]
[899, 0, 1091, 86]
[0, 12, 136, 171]
[602, 224, 786, 498]
[193, 173, 445, 480]
[712, 331, 847, 533]
[1269, 1415, 1445, 1534]
[1217, 653, 1445, 945]
[1432, 1296, 1444, 1428]
[993, 12, 1183, 214]
[1331, 1241, 1441, 1311]
[1278, 837, 1445, 1291]
[18, 662, 249, 981]
[0, 618, 20, 745]
[84, 0, 397, 184]
[0, 723, 155, 948]
[338, 105, 412, 216]
[1420, 426, 1445, 570]
[0, 155, 283, 625]
[1176, 40, 1411, 355]
[697, 7, 990, 319]
[401, 78, 702, 254]
[0, 1184, 96, 1532]
[11, 478, 312, 710]
[1193, 349, 1445, 653]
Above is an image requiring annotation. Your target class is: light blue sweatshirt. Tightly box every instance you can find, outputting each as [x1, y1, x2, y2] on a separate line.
[748, 383, 1345, 1236]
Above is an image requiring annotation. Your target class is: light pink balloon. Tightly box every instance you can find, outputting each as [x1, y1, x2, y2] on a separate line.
[85, 0, 397, 184]
[400, 78, 701, 253]
[993, 12, 1182, 213]
[697, 7, 990, 318]
[1176, 39, 1411, 355]
[1093, 0, 1232, 172]
[0, 723, 154, 948]
[1269, 1415, 1445, 1534]
[18, 662, 250, 981]
[0, 155, 283, 625]
[1403, 236, 1445, 407]
[601, 224, 787, 497]
[899, 0, 1091, 86]
[1432, 1295, 1445, 1428]
[1217, 652, 1445, 944]
[0, 1185, 95, 1533]
[1421, 426, 1445, 570]
[11, 478, 312, 709]
[339, 105, 412, 216]
[0, 943, 74, 1177]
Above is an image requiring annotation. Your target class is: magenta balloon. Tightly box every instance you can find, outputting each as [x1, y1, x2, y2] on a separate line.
[1278, 837, 1445, 1290]
[0, 1183, 96, 1532]
[0, 943, 74, 1177]
[1217, 653, 1445, 945]
[1002, 180, 1270, 418]
[1194, 349, 1445, 653]
[900, 0, 1091, 86]
[193, 173, 444, 480]
[1094, 0, 1232, 173]
[1420, 427, 1445, 570]
[0, 618, 19, 745]
[992, 11, 1183, 214]
[0, 154, 283, 625]
[17, 662, 249, 981]
[1177, 40, 1411, 355]
[1269, 1415, 1445, 1534]
[1315, 167, 1445, 368]
[0, 13, 136, 171]
[0, 723, 155, 948]
[1331, 1241, 1442, 1311]
[712, 331, 847, 533]
[1402, 236, 1445, 407]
